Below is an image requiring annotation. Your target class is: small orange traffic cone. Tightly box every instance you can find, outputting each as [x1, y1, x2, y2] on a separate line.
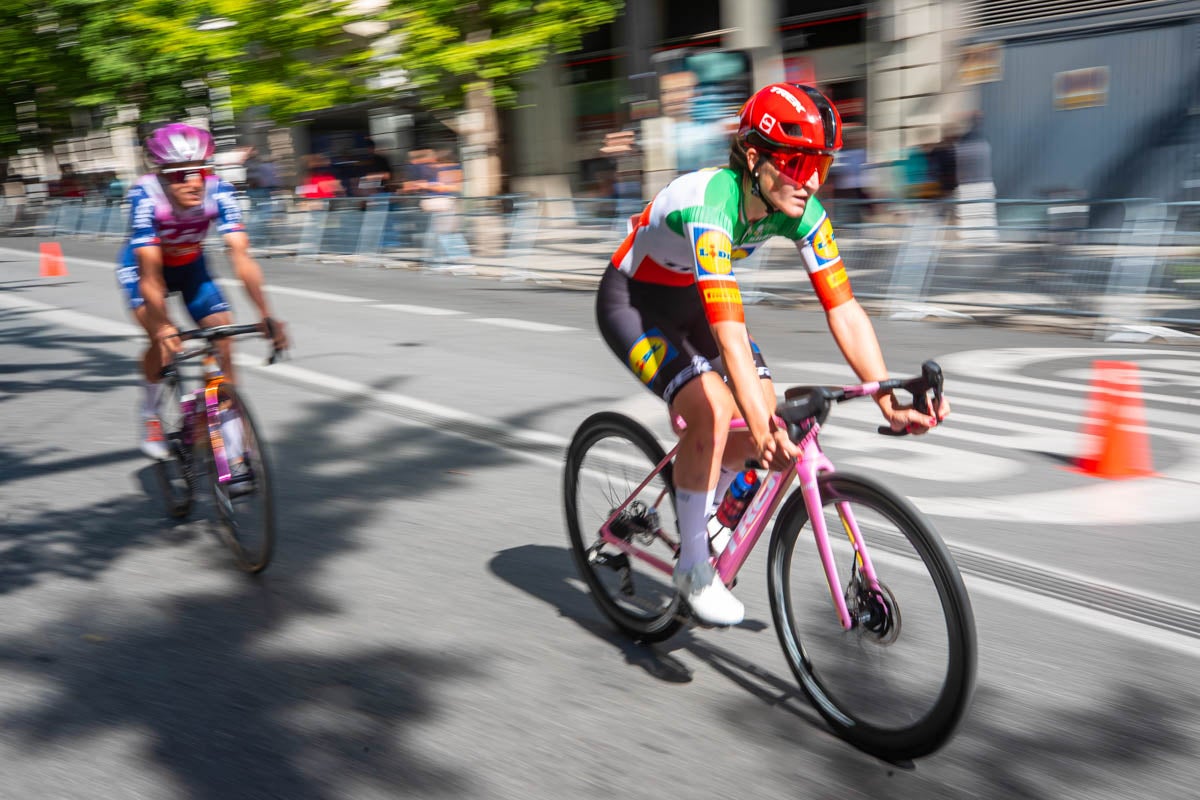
[1074, 360, 1155, 479]
[39, 242, 67, 278]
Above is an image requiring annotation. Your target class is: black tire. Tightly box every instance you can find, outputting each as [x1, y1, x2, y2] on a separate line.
[564, 412, 684, 642]
[153, 373, 195, 518]
[767, 472, 976, 762]
[204, 383, 275, 573]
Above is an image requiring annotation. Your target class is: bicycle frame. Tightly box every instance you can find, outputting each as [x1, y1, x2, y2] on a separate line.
[598, 418, 885, 631]
[167, 324, 270, 487]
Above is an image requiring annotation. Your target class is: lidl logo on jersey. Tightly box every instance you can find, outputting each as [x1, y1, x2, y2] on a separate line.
[692, 227, 733, 277]
[812, 217, 840, 266]
[628, 331, 676, 385]
[731, 245, 757, 261]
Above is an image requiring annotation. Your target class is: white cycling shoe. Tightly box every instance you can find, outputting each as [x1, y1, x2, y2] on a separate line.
[673, 562, 745, 627]
[141, 415, 169, 461]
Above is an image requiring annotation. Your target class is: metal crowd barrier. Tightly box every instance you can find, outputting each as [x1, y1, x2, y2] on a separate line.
[5, 191, 1197, 340]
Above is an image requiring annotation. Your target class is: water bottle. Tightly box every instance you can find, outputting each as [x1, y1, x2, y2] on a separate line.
[715, 469, 760, 529]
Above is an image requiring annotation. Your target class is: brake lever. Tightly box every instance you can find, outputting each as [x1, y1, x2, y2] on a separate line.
[876, 360, 943, 436]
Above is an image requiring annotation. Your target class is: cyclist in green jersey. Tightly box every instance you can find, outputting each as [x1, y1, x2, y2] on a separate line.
[596, 83, 950, 626]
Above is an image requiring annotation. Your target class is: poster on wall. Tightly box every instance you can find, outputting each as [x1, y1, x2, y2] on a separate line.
[960, 43, 1003, 85]
[1054, 67, 1109, 110]
[654, 48, 753, 173]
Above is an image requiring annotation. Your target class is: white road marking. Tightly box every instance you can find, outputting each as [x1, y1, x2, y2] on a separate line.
[0, 245, 115, 271]
[372, 303, 465, 316]
[471, 318, 578, 333]
[0, 292, 139, 336]
[214, 278, 369, 304]
[937, 347, 1200, 408]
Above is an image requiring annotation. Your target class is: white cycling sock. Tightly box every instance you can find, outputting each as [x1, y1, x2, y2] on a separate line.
[220, 410, 245, 463]
[676, 488, 716, 573]
[711, 467, 736, 516]
[142, 381, 160, 418]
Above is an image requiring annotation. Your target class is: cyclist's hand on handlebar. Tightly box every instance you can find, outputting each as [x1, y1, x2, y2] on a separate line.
[156, 323, 182, 361]
[757, 425, 798, 472]
[260, 316, 290, 352]
[885, 394, 950, 435]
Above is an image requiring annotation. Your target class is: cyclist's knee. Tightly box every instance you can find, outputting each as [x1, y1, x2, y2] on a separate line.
[671, 373, 736, 436]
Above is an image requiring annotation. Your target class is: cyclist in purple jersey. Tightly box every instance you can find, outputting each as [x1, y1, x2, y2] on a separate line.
[117, 123, 289, 460]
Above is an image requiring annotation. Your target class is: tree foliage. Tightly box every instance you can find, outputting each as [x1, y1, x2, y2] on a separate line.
[383, 0, 624, 111]
[0, 0, 624, 159]
[0, 0, 385, 156]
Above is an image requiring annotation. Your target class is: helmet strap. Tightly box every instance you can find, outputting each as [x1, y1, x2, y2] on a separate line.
[749, 167, 778, 214]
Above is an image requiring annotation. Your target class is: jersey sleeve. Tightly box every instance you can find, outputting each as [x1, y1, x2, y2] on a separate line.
[213, 180, 246, 235]
[793, 198, 854, 310]
[682, 208, 742, 324]
[674, 176, 743, 324]
[127, 185, 161, 250]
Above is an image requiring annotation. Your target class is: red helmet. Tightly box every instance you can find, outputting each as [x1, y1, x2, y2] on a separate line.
[737, 83, 843, 153]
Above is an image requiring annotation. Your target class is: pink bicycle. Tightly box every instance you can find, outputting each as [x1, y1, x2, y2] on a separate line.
[563, 362, 976, 763]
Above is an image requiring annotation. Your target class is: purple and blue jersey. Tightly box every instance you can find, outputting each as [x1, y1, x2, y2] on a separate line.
[117, 174, 246, 323]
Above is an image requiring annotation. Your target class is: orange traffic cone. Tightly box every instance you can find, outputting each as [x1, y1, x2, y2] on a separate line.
[1074, 360, 1155, 479]
[39, 242, 67, 277]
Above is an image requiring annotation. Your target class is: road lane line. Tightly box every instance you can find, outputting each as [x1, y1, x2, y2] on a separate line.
[214, 278, 369, 304]
[372, 303, 465, 316]
[471, 318, 578, 333]
[0, 292, 139, 336]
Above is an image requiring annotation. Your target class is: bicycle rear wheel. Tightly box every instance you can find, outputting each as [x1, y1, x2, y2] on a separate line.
[204, 383, 275, 573]
[564, 412, 683, 642]
[154, 374, 195, 518]
[767, 472, 976, 763]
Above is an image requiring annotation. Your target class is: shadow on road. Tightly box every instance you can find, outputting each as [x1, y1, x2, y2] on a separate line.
[0, 339, 571, 796]
[490, 544, 1200, 798]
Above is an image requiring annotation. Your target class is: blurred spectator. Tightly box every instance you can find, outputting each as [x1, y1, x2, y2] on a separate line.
[298, 154, 343, 204]
[245, 147, 280, 200]
[902, 142, 940, 201]
[356, 138, 393, 196]
[600, 129, 643, 217]
[401, 148, 435, 195]
[105, 172, 127, 205]
[423, 147, 470, 262]
[829, 127, 871, 224]
[50, 164, 86, 199]
[953, 111, 998, 239]
[929, 134, 958, 204]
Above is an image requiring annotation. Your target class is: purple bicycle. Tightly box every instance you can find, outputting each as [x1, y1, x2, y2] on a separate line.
[154, 324, 281, 573]
[564, 361, 976, 763]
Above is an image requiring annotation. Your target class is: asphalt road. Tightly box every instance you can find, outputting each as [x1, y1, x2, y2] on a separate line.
[2, 238, 1199, 800]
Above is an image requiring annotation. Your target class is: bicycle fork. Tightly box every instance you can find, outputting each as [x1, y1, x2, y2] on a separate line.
[796, 450, 886, 631]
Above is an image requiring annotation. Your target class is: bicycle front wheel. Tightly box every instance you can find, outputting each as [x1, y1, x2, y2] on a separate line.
[564, 412, 683, 642]
[154, 373, 195, 518]
[204, 383, 275, 573]
[767, 472, 976, 762]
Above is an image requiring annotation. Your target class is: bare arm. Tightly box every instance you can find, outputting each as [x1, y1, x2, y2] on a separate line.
[712, 319, 795, 471]
[825, 298, 945, 431]
[224, 231, 270, 318]
[136, 245, 182, 361]
[224, 231, 289, 349]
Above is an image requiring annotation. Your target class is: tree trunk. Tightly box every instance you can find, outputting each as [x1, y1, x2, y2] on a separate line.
[463, 81, 504, 257]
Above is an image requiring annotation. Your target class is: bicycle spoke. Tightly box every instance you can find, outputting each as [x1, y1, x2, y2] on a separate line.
[565, 413, 683, 642]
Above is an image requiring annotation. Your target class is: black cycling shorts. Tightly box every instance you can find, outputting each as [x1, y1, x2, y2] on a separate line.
[596, 266, 770, 406]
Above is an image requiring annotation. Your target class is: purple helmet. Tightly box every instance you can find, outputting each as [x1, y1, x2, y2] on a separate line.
[144, 123, 214, 167]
